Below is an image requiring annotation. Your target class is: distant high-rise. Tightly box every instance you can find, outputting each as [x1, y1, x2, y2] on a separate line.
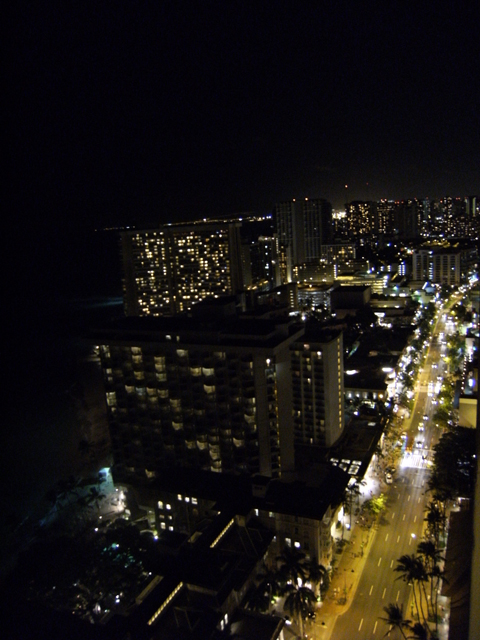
[274, 198, 333, 277]
[345, 201, 376, 244]
[376, 199, 396, 237]
[393, 199, 422, 240]
[412, 248, 461, 285]
[241, 235, 281, 290]
[121, 222, 244, 316]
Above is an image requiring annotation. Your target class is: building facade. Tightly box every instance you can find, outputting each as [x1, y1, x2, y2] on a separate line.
[291, 328, 344, 449]
[345, 201, 377, 245]
[412, 248, 461, 285]
[93, 307, 304, 483]
[121, 222, 244, 316]
[274, 198, 333, 277]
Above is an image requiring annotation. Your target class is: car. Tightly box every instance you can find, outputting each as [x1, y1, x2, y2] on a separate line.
[418, 424, 425, 432]
[385, 472, 393, 484]
[432, 363, 438, 369]
[423, 414, 429, 421]
[401, 431, 407, 439]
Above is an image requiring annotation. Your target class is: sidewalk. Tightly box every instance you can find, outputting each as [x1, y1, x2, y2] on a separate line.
[311, 520, 379, 640]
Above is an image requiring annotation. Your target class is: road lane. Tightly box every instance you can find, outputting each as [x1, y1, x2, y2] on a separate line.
[330, 463, 428, 638]
[316, 296, 459, 639]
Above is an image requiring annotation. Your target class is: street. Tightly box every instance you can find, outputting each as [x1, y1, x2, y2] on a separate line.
[312, 299, 455, 640]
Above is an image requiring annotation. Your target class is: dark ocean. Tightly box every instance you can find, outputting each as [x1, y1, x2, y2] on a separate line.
[1, 229, 123, 573]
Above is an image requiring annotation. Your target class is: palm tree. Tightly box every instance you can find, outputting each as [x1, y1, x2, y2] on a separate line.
[247, 585, 271, 613]
[341, 480, 364, 537]
[253, 563, 282, 611]
[417, 540, 444, 623]
[379, 603, 411, 639]
[424, 501, 446, 547]
[303, 558, 328, 602]
[283, 585, 316, 638]
[394, 554, 429, 627]
[276, 545, 307, 587]
[407, 621, 429, 639]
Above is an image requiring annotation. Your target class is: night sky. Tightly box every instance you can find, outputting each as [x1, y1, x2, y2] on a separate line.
[9, 0, 479, 237]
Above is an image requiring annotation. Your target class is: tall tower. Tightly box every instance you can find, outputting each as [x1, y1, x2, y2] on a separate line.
[291, 325, 344, 449]
[303, 198, 333, 261]
[345, 201, 377, 244]
[274, 198, 333, 275]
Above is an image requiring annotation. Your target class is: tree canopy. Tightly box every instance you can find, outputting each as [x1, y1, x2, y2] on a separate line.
[428, 427, 476, 500]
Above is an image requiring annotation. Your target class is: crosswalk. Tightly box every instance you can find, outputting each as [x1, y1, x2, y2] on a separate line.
[402, 451, 431, 470]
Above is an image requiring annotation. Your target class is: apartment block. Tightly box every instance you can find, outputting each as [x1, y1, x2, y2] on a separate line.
[92, 303, 304, 483]
[121, 221, 244, 316]
[291, 327, 344, 449]
[274, 198, 333, 278]
[345, 201, 376, 244]
[412, 248, 461, 285]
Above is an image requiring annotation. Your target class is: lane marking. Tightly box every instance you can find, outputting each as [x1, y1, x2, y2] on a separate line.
[407, 495, 411, 502]
[373, 620, 378, 634]
[382, 587, 386, 599]
[397, 535, 400, 543]
[385, 533, 389, 542]
[369, 584, 373, 595]
[414, 515, 417, 523]
[392, 512, 395, 519]
[403, 514, 406, 521]
[378, 557, 382, 567]
[390, 559, 394, 568]
[396, 590, 400, 601]
[358, 618, 363, 631]
[418, 497, 421, 503]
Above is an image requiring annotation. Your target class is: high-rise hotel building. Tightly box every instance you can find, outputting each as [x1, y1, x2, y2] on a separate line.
[274, 198, 333, 280]
[121, 222, 244, 316]
[92, 302, 304, 483]
[291, 327, 344, 449]
[412, 248, 461, 285]
[345, 201, 377, 244]
[92, 303, 345, 484]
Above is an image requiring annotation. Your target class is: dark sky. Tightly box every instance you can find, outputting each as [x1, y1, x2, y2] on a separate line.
[9, 0, 480, 233]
